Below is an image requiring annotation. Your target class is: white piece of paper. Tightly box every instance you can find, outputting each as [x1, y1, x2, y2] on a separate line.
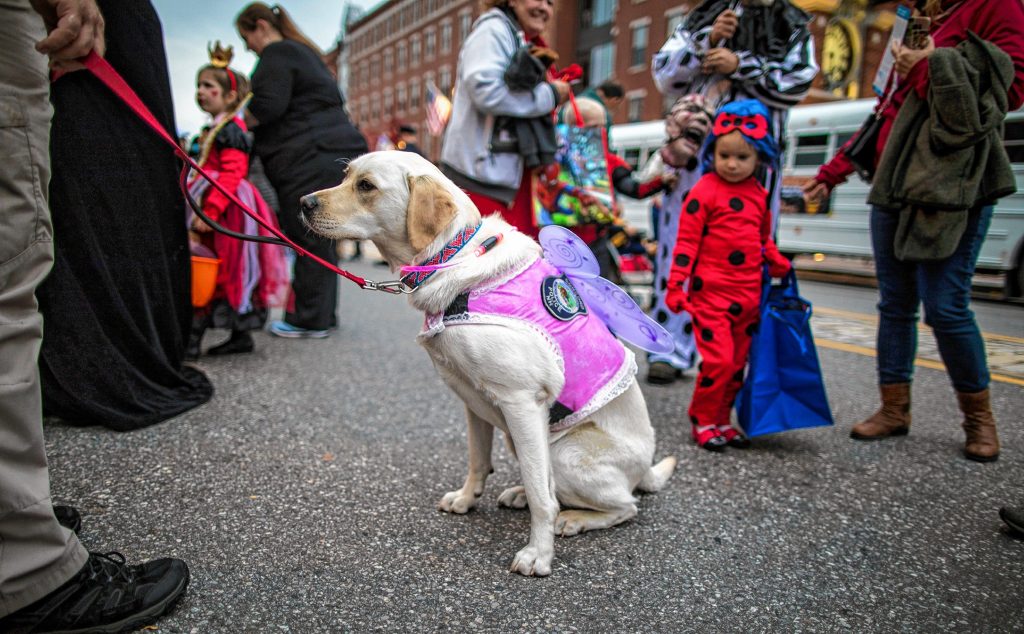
[872, 4, 912, 96]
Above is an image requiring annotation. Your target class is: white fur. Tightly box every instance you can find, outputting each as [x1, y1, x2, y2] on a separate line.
[303, 152, 676, 577]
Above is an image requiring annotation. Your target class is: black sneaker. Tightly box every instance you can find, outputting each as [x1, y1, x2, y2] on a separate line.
[206, 330, 254, 356]
[52, 505, 81, 535]
[1000, 507, 1024, 537]
[0, 552, 189, 634]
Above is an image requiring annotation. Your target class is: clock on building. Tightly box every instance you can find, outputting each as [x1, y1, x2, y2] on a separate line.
[822, 19, 859, 94]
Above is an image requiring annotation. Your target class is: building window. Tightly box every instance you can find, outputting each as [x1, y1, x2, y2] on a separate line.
[425, 29, 436, 58]
[630, 22, 649, 68]
[582, 0, 616, 28]
[397, 42, 407, 69]
[627, 93, 645, 122]
[459, 11, 472, 44]
[397, 85, 407, 113]
[588, 42, 615, 87]
[410, 79, 421, 109]
[441, 21, 452, 53]
[666, 11, 685, 37]
[410, 36, 421, 66]
[383, 48, 393, 75]
[439, 66, 452, 96]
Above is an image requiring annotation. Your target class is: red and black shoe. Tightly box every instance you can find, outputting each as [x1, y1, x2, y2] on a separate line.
[691, 424, 727, 452]
[718, 425, 751, 449]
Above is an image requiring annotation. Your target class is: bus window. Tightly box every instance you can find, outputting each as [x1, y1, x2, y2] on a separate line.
[623, 147, 641, 168]
[792, 133, 829, 168]
[834, 131, 855, 152]
[1004, 120, 1024, 163]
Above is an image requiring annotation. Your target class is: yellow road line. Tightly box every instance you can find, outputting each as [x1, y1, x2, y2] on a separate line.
[814, 306, 1024, 344]
[814, 338, 1024, 387]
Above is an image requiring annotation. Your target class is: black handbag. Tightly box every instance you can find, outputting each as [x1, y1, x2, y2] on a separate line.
[843, 111, 883, 182]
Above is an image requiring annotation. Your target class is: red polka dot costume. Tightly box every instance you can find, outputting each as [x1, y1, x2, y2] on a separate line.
[665, 102, 791, 450]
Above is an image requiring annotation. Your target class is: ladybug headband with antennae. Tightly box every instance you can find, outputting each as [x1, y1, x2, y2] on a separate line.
[700, 99, 780, 171]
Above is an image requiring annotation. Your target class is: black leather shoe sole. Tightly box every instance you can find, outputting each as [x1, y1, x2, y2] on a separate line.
[727, 437, 752, 449]
[698, 437, 727, 452]
[963, 449, 999, 463]
[850, 427, 909, 441]
[206, 337, 255, 356]
[1000, 508, 1024, 537]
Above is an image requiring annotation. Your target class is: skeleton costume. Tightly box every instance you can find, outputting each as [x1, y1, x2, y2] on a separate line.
[665, 100, 791, 449]
[647, 0, 816, 376]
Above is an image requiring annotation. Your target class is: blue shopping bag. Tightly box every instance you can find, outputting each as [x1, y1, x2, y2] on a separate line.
[736, 268, 834, 437]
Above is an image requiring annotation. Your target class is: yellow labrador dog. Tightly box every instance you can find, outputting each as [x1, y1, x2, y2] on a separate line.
[301, 152, 676, 576]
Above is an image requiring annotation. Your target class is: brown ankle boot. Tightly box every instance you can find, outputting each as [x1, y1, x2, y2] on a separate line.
[957, 388, 999, 462]
[850, 383, 911, 440]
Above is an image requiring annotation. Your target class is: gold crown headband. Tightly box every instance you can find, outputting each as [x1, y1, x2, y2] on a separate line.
[206, 40, 238, 92]
[207, 40, 234, 69]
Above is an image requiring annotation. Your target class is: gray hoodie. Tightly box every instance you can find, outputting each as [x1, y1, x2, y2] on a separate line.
[439, 9, 558, 203]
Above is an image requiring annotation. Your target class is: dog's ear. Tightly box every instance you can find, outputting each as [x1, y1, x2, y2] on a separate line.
[407, 174, 458, 253]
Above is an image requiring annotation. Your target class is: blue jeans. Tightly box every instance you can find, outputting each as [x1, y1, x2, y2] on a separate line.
[870, 204, 993, 392]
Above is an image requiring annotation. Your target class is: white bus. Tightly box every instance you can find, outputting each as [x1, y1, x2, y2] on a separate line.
[609, 100, 1024, 299]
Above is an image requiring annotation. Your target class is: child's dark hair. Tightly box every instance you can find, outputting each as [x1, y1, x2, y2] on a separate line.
[197, 65, 251, 110]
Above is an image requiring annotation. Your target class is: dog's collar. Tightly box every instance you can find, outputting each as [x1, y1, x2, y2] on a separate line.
[400, 223, 482, 289]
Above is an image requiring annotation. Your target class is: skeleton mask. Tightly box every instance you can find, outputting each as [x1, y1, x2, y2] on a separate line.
[659, 95, 714, 170]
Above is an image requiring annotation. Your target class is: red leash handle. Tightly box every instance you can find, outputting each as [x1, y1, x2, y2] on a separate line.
[78, 52, 368, 288]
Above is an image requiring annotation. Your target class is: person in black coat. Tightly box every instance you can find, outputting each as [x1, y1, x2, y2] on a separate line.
[236, 2, 369, 338]
[38, 0, 213, 430]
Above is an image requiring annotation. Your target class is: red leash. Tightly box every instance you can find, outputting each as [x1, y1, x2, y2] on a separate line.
[78, 52, 389, 291]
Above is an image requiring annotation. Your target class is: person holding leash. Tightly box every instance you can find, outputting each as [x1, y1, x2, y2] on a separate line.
[0, 1, 190, 631]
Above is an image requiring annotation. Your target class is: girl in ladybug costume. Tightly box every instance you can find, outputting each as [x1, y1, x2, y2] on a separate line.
[665, 99, 791, 451]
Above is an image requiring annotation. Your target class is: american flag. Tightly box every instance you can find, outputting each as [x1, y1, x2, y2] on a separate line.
[425, 81, 452, 137]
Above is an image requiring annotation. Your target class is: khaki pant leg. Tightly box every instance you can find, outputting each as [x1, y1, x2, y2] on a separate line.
[0, 0, 89, 617]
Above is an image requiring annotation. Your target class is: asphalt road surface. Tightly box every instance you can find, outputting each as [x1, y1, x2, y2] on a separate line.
[44, 260, 1024, 633]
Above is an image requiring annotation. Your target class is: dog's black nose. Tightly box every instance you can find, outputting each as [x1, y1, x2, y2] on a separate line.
[300, 194, 319, 213]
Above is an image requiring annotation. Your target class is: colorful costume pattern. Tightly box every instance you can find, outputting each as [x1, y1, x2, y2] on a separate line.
[665, 173, 790, 442]
[188, 115, 288, 331]
[420, 257, 637, 432]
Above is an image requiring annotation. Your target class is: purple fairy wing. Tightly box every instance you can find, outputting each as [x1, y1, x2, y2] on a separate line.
[570, 275, 675, 353]
[539, 225, 600, 279]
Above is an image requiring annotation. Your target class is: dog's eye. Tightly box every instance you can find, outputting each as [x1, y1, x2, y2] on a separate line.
[357, 178, 376, 192]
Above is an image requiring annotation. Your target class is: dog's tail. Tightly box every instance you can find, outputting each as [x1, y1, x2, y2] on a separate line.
[636, 456, 677, 493]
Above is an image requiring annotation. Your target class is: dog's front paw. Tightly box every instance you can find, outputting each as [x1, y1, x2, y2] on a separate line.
[510, 545, 553, 577]
[497, 485, 528, 509]
[438, 489, 478, 514]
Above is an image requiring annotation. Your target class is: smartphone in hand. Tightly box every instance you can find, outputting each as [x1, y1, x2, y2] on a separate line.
[904, 16, 931, 50]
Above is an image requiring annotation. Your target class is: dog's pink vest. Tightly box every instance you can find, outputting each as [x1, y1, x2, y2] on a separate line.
[420, 257, 636, 432]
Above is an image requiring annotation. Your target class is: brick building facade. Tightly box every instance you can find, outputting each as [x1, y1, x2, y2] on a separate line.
[343, 0, 900, 160]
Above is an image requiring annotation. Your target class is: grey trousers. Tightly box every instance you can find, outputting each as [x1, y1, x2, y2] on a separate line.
[0, 0, 89, 617]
